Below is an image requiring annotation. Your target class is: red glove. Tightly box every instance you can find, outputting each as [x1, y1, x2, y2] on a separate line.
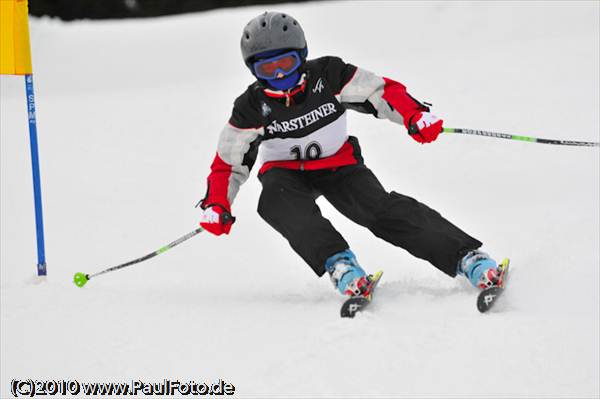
[200, 205, 235, 236]
[407, 111, 443, 144]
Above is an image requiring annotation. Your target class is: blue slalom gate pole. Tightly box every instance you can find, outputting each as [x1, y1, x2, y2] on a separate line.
[25, 74, 47, 276]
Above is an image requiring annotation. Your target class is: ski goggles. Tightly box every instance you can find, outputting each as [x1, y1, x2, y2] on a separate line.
[253, 50, 302, 80]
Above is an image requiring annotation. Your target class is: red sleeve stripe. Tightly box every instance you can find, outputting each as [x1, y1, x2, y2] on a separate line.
[204, 153, 233, 210]
[381, 77, 424, 127]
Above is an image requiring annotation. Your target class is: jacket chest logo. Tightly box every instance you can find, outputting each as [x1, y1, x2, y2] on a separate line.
[313, 78, 324, 94]
[261, 102, 272, 117]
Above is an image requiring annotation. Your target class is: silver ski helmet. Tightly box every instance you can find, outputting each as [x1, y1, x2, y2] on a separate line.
[241, 11, 307, 67]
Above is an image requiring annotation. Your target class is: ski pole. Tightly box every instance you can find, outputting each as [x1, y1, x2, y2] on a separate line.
[443, 127, 599, 147]
[73, 227, 204, 287]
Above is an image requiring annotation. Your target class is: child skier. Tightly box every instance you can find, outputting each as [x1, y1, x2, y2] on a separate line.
[199, 11, 503, 297]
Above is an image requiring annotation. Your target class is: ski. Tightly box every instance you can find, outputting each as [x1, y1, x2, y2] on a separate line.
[340, 270, 383, 318]
[476, 258, 510, 313]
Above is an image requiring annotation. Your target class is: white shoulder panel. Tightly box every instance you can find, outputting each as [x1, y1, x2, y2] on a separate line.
[217, 123, 264, 204]
[217, 123, 264, 166]
[339, 68, 405, 125]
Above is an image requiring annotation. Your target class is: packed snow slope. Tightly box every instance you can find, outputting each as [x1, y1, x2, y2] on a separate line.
[1, 1, 599, 398]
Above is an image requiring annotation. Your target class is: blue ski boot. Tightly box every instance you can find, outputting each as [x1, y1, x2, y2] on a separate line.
[325, 249, 372, 296]
[458, 250, 504, 289]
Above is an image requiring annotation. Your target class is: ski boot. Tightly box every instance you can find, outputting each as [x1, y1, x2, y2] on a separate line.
[458, 250, 505, 289]
[325, 249, 373, 297]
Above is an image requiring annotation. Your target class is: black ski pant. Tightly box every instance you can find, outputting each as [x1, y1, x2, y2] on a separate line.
[257, 164, 482, 277]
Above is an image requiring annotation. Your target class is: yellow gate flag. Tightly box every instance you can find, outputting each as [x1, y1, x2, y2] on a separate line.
[0, 0, 32, 75]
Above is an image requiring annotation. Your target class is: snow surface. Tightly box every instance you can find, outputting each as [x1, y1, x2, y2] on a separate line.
[1, 1, 599, 398]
